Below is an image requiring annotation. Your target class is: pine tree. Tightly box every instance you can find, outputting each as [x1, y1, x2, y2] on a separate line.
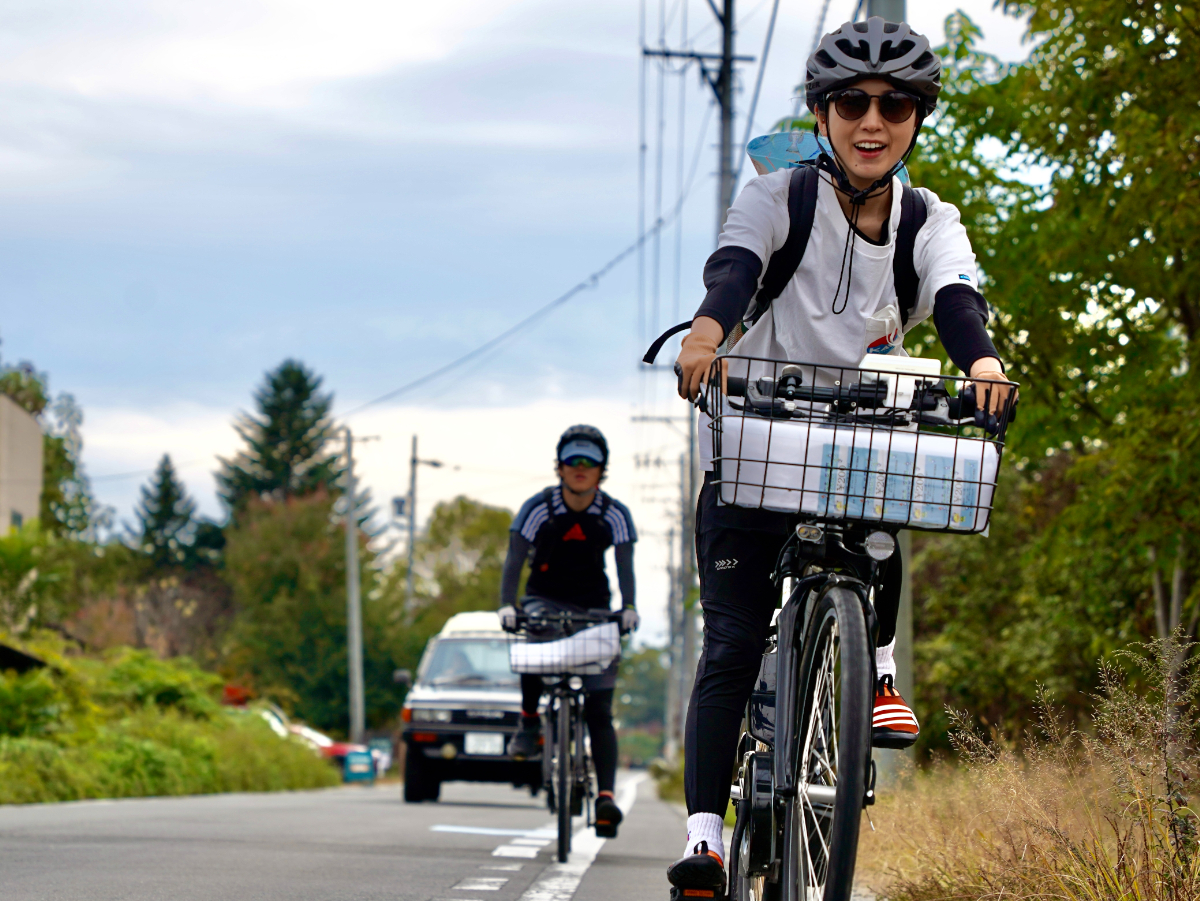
[216, 359, 343, 513]
[135, 454, 198, 568]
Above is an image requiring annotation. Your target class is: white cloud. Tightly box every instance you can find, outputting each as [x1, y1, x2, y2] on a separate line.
[0, 0, 512, 105]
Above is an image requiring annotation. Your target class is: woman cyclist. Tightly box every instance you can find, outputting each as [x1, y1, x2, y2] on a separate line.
[666, 18, 1015, 898]
[498, 425, 639, 839]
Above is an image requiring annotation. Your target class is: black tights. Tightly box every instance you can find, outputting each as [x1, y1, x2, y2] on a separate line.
[521, 675, 618, 794]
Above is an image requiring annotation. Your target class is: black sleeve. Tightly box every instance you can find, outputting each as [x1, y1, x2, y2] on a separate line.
[499, 532, 532, 608]
[932, 284, 1001, 374]
[614, 543, 635, 609]
[693, 245, 764, 338]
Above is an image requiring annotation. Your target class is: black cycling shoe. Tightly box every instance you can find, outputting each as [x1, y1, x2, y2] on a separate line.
[507, 719, 541, 760]
[594, 794, 623, 838]
[666, 841, 726, 901]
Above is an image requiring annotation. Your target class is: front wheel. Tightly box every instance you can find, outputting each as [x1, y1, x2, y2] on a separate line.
[556, 696, 573, 862]
[781, 586, 872, 901]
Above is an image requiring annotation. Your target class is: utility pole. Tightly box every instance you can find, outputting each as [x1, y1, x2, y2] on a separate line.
[642, 1, 753, 240]
[716, 0, 736, 229]
[632, 410, 698, 758]
[405, 435, 444, 607]
[343, 426, 365, 745]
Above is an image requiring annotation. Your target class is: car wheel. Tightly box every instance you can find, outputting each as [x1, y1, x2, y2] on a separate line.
[404, 747, 441, 803]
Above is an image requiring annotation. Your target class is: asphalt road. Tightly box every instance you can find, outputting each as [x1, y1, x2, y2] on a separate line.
[0, 772, 683, 901]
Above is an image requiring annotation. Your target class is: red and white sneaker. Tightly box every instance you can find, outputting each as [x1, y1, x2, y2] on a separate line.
[872, 674, 919, 749]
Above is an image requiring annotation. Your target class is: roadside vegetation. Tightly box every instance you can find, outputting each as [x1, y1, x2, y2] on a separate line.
[0, 638, 339, 804]
[860, 640, 1198, 901]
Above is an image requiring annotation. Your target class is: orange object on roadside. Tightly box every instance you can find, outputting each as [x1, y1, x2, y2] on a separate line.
[401, 707, 413, 723]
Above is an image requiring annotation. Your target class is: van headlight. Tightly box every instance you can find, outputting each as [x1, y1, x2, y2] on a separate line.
[412, 708, 453, 723]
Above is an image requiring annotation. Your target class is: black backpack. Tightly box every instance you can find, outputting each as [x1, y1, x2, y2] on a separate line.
[643, 163, 929, 364]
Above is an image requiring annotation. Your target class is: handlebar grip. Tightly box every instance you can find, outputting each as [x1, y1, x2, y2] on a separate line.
[725, 376, 748, 397]
[674, 362, 708, 413]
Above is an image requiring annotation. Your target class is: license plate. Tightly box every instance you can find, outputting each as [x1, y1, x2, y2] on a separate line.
[464, 732, 505, 756]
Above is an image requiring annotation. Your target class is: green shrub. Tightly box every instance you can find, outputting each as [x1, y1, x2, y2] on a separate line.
[0, 636, 339, 804]
[93, 649, 222, 718]
[0, 669, 66, 737]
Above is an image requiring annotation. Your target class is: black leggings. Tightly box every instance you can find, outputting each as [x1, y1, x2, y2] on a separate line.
[684, 522, 902, 815]
[522, 675, 618, 794]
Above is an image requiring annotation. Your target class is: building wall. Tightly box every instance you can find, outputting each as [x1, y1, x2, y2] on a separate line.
[0, 394, 45, 531]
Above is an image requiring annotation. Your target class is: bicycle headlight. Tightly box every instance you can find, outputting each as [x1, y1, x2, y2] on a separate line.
[568, 676, 584, 691]
[864, 531, 895, 561]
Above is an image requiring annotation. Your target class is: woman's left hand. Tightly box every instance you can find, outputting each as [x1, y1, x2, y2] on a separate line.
[969, 357, 1016, 416]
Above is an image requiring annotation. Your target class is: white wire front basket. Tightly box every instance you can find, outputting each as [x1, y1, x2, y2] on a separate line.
[509, 622, 621, 676]
[708, 355, 1017, 534]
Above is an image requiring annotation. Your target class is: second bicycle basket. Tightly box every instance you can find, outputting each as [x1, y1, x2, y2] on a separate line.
[509, 622, 621, 675]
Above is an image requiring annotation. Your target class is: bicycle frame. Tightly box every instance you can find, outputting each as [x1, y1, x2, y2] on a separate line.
[731, 522, 883, 896]
[773, 529, 880, 798]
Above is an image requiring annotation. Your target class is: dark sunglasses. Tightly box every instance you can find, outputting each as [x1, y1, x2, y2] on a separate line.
[828, 89, 918, 124]
[561, 457, 600, 469]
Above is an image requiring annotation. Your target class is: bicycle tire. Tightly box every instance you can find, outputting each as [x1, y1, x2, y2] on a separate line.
[556, 695, 573, 863]
[780, 586, 872, 901]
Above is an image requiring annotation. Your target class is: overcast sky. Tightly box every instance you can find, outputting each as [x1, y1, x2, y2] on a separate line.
[1, 0, 1032, 643]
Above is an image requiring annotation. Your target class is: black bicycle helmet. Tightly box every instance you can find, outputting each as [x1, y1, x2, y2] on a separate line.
[805, 17, 941, 116]
[556, 425, 609, 467]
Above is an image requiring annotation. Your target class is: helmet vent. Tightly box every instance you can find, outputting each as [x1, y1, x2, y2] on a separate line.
[883, 22, 899, 33]
[835, 38, 870, 62]
[814, 49, 837, 69]
[881, 38, 916, 62]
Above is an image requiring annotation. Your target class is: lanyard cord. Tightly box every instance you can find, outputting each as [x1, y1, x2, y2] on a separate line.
[830, 200, 861, 315]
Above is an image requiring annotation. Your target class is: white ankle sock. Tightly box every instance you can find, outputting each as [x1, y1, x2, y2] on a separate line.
[876, 639, 896, 680]
[683, 812, 725, 862]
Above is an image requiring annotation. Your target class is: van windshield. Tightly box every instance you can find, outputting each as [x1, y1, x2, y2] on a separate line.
[422, 638, 518, 688]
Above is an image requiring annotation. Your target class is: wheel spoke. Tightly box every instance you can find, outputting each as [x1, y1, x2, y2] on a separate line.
[797, 614, 844, 898]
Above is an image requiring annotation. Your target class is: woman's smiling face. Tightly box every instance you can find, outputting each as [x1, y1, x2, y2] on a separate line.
[817, 78, 918, 190]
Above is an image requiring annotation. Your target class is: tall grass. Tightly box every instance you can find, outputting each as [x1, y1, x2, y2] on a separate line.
[858, 638, 1199, 901]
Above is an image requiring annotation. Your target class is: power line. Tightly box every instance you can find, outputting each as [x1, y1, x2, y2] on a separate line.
[732, 0, 782, 187]
[342, 181, 703, 420]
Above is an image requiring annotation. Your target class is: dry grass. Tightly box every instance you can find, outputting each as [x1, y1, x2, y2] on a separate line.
[856, 639, 1199, 901]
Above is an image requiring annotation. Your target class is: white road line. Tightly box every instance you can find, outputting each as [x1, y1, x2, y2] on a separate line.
[512, 838, 552, 847]
[482, 864, 524, 871]
[434, 825, 537, 837]
[453, 877, 509, 891]
[493, 845, 541, 858]
[514, 773, 646, 901]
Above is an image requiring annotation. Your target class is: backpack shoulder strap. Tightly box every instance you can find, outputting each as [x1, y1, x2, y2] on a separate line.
[893, 185, 929, 326]
[747, 164, 820, 326]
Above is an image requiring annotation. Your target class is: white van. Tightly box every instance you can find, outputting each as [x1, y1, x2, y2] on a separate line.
[399, 611, 539, 802]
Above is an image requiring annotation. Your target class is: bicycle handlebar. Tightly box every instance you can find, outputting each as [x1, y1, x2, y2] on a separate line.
[511, 609, 628, 634]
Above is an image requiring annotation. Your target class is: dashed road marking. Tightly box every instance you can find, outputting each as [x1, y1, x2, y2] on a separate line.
[513, 774, 646, 901]
[482, 864, 524, 871]
[453, 877, 509, 891]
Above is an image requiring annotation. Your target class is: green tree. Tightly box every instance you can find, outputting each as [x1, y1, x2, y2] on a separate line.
[216, 360, 343, 514]
[381, 496, 513, 672]
[133, 455, 197, 568]
[899, 6, 1200, 752]
[222, 491, 400, 733]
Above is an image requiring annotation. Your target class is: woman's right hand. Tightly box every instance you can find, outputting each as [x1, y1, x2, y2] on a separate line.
[675, 316, 725, 401]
